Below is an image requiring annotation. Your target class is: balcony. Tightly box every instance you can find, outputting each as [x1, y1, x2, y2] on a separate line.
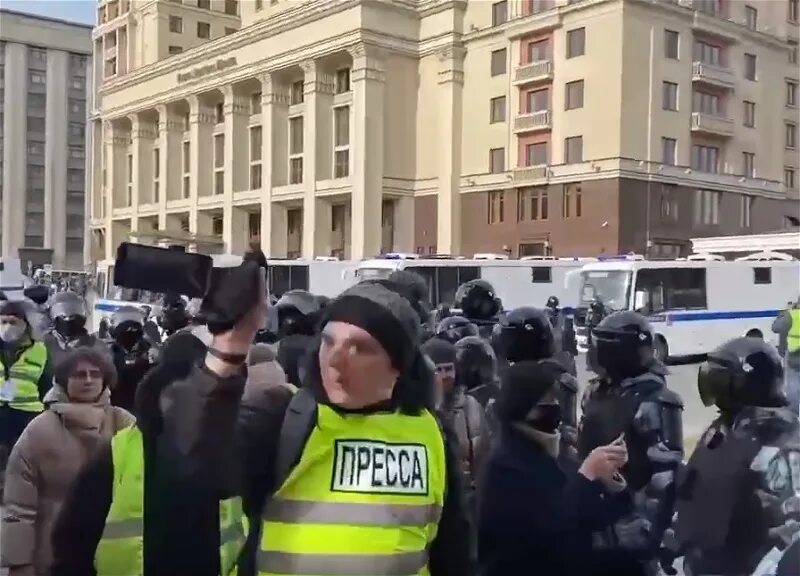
[512, 60, 553, 85]
[692, 62, 734, 89]
[512, 164, 548, 184]
[691, 112, 734, 137]
[513, 110, 552, 133]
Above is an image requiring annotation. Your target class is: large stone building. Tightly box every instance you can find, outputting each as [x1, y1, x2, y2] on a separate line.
[1, 10, 93, 269]
[90, 0, 800, 264]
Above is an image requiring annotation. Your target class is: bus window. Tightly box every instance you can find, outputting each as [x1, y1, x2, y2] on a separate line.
[406, 266, 436, 303]
[531, 267, 552, 283]
[753, 267, 772, 284]
[438, 268, 460, 305]
[106, 265, 115, 298]
[289, 265, 309, 291]
[269, 266, 290, 297]
[458, 266, 480, 285]
[636, 268, 706, 312]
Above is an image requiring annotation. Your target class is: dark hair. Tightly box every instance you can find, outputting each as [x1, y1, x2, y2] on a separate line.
[54, 347, 117, 390]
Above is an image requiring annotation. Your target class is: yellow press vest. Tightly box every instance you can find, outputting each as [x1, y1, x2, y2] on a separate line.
[1, 342, 47, 412]
[258, 404, 447, 576]
[788, 309, 800, 354]
[94, 425, 246, 576]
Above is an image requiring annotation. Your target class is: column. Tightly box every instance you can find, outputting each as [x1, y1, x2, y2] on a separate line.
[156, 104, 183, 227]
[130, 115, 157, 208]
[436, 45, 465, 255]
[187, 95, 214, 232]
[258, 73, 286, 257]
[42, 50, 68, 265]
[394, 195, 415, 252]
[2, 43, 27, 257]
[349, 43, 385, 260]
[102, 122, 122, 260]
[299, 61, 323, 258]
[222, 85, 250, 253]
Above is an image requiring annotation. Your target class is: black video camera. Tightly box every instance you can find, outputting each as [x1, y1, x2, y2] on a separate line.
[114, 242, 266, 332]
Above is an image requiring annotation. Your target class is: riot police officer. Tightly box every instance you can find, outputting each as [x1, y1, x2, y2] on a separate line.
[274, 290, 320, 338]
[157, 293, 191, 339]
[435, 316, 479, 345]
[453, 279, 502, 338]
[585, 297, 608, 372]
[579, 310, 684, 576]
[43, 291, 103, 367]
[108, 306, 155, 412]
[671, 337, 800, 576]
[492, 306, 580, 464]
[454, 335, 500, 414]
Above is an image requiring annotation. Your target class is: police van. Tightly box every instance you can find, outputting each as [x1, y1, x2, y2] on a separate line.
[354, 254, 591, 310]
[0, 258, 26, 300]
[574, 252, 800, 360]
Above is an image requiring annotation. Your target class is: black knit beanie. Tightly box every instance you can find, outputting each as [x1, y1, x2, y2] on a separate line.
[323, 282, 419, 371]
[495, 360, 561, 423]
[421, 338, 457, 366]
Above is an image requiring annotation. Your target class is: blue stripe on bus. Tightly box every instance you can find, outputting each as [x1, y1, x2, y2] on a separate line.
[649, 309, 781, 323]
[94, 302, 148, 313]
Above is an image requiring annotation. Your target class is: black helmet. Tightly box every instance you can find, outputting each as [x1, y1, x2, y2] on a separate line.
[494, 307, 554, 363]
[546, 296, 560, 309]
[592, 311, 654, 380]
[49, 291, 86, 321]
[698, 337, 786, 413]
[159, 294, 190, 334]
[454, 335, 499, 392]
[275, 290, 320, 337]
[454, 279, 500, 321]
[435, 316, 479, 345]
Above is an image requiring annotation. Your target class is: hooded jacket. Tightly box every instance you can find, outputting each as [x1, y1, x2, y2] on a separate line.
[1, 385, 134, 576]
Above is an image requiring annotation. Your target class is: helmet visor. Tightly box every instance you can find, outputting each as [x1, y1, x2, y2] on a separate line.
[697, 360, 731, 408]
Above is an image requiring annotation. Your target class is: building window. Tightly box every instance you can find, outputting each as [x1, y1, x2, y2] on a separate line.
[693, 90, 720, 115]
[490, 96, 506, 123]
[126, 153, 133, 206]
[489, 148, 505, 173]
[694, 189, 720, 225]
[214, 134, 225, 194]
[69, 146, 85, 159]
[566, 27, 585, 59]
[488, 191, 504, 224]
[740, 195, 754, 227]
[745, 5, 757, 30]
[787, 122, 798, 149]
[71, 77, 85, 90]
[526, 88, 548, 112]
[27, 141, 44, 155]
[224, 0, 238, 15]
[565, 80, 584, 110]
[168, 45, 183, 55]
[70, 53, 86, 73]
[787, 81, 798, 107]
[335, 68, 351, 94]
[225, 27, 236, 36]
[743, 100, 756, 127]
[197, 22, 211, 39]
[198, 0, 210, 8]
[527, 39, 549, 62]
[250, 92, 262, 115]
[255, 0, 263, 10]
[491, 0, 508, 26]
[664, 29, 679, 59]
[742, 152, 755, 178]
[791, 0, 799, 22]
[289, 116, 304, 184]
[215, 102, 224, 124]
[662, 81, 678, 111]
[249, 212, 261, 240]
[691, 144, 719, 173]
[153, 148, 160, 203]
[490, 48, 507, 76]
[250, 126, 262, 189]
[333, 106, 350, 179]
[790, 40, 798, 64]
[660, 184, 679, 221]
[744, 53, 757, 81]
[518, 188, 548, 221]
[564, 136, 583, 164]
[29, 47, 46, 63]
[29, 71, 45, 85]
[169, 16, 182, 33]
[785, 167, 797, 190]
[290, 80, 304, 105]
[525, 142, 547, 166]
[212, 216, 223, 236]
[694, 40, 720, 66]
[562, 183, 582, 218]
[182, 140, 190, 199]
[661, 137, 677, 165]
[69, 99, 85, 114]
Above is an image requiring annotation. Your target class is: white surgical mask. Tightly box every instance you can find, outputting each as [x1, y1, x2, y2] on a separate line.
[0, 324, 26, 343]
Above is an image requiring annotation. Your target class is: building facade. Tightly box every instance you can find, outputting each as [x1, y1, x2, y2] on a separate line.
[0, 10, 93, 269]
[91, 0, 800, 264]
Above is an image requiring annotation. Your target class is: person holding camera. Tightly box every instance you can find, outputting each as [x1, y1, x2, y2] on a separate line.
[50, 260, 266, 576]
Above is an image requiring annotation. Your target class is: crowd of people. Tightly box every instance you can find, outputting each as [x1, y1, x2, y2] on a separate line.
[0, 249, 797, 576]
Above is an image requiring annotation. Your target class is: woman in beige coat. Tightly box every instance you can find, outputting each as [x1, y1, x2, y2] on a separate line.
[0, 347, 134, 576]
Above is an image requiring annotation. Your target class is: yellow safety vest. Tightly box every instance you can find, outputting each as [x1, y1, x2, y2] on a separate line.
[258, 405, 447, 576]
[94, 425, 246, 576]
[788, 309, 800, 354]
[1, 342, 47, 412]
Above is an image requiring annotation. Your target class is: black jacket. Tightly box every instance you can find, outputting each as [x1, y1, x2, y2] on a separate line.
[478, 425, 630, 576]
[50, 342, 244, 576]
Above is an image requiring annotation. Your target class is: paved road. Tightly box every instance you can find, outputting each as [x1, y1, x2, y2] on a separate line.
[575, 354, 717, 454]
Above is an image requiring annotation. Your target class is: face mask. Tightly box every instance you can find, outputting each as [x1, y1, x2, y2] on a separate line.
[55, 317, 86, 341]
[0, 323, 26, 344]
[528, 402, 562, 434]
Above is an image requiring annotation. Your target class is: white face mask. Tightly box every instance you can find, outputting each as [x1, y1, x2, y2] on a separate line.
[0, 323, 26, 343]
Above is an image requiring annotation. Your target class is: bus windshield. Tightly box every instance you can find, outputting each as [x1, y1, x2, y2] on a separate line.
[357, 267, 394, 282]
[579, 270, 632, 311]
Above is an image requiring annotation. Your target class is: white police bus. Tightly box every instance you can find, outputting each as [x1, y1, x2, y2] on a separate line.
[575, 252, 800, 360]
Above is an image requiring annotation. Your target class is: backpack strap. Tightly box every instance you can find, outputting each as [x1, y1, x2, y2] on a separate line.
[273, 387, 317, 491]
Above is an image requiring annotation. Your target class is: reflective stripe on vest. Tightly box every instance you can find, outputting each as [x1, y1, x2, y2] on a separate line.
[1, 342, 46, 412]
[258, 405, 447, 576]
[94, 425, 246, 576]
[788, 309, 800, 354]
